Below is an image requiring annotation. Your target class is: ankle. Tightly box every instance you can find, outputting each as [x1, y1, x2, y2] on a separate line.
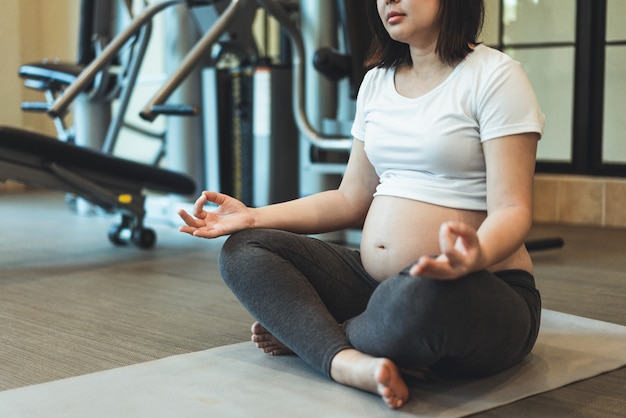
[330, 349, 375, 386]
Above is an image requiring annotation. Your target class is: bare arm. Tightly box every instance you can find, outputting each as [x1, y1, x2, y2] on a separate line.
[410, 132, 539, 279]
[475, 133, 538, 267]
[179, 139, 379, 238]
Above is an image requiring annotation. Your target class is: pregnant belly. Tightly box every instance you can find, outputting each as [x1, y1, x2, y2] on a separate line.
[360, 196, 487, 281]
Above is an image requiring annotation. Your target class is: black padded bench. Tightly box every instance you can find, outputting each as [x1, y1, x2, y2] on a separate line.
[0, 126, 196, 248]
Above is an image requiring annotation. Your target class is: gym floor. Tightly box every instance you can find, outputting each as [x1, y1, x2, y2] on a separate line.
[1, 189, 624, 417]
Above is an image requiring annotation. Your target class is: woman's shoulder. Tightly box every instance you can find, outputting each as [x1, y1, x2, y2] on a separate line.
[464, 44, 520, 74]
[470, 44, 513, 61]
[358, 66, 394, 100]
[362, 66, 393, 85]
[456, 44, 530, 96]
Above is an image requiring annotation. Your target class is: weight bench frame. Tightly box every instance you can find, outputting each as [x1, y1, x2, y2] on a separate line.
[0, 126, 196, 248]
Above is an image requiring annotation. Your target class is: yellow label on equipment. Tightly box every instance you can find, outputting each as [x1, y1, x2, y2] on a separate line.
[118, 194, 132, 204]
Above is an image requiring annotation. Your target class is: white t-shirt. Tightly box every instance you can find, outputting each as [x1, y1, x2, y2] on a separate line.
[351, 44, 545, 211]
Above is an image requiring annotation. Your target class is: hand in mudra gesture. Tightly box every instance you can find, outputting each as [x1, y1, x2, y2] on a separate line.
[410, 221, 483, 280]
[178, 191, 254, 239]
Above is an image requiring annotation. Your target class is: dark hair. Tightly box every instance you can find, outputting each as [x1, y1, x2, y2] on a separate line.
[364, 0, 485, 68]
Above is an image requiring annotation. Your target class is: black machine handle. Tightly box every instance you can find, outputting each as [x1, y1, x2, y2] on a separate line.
[21, 102, 50, 113]
[149, 105, 199, 116]
[525, 237, 565, 252]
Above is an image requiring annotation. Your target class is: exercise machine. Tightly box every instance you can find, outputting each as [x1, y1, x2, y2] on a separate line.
[0, 0, 239, 248]
[1, 0, 273, 248]
[1, 0, 283, 249]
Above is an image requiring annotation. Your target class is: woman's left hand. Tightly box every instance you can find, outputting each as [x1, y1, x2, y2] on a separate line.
[409, 221, 483, 280]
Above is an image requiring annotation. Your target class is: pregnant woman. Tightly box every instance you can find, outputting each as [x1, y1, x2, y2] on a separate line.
[179, 0, 544, 409]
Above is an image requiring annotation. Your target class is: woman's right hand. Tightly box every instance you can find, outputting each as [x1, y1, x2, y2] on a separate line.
[178, 191, 255, 239]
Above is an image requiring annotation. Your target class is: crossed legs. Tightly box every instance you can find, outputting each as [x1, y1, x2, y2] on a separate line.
[219, 229, 540, 408]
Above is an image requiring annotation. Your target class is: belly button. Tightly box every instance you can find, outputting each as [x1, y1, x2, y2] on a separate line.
[376, 244, 386, 250]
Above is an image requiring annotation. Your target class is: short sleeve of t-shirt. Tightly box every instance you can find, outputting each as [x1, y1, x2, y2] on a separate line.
[474, 57, 545, 142]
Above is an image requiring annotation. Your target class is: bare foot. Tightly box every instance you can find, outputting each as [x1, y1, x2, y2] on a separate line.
[330, 349, 409, 409]
[250, 322, 293, 355]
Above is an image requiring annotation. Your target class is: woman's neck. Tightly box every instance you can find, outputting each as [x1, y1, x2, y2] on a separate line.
[395, 48, 454, 99]
[406, 49, 451, 80]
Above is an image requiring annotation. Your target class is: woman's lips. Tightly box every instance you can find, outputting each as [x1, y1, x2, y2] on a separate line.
[387, 12, 405, 24]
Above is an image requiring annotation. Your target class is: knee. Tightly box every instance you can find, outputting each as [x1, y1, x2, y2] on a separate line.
[219, 230, 246, 268]
[219, 229, 264, 280]
[220, 228, 254, 258]
[346, 273, 450, 360]
[219, 229, 284, 282]
[368, 272, 467, 334]
[375, 273, 449, 314]
[220, 227, 274, 255]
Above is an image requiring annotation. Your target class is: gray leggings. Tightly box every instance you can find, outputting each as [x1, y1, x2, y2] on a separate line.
[219, 228, 541, 380]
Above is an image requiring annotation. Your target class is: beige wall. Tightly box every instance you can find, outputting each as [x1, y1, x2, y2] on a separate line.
[0, 0, 78, 134]
[0, 0, 25, 130]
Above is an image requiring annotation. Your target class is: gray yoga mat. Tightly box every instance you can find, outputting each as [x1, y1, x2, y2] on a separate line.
[1, 309, 625, 418]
